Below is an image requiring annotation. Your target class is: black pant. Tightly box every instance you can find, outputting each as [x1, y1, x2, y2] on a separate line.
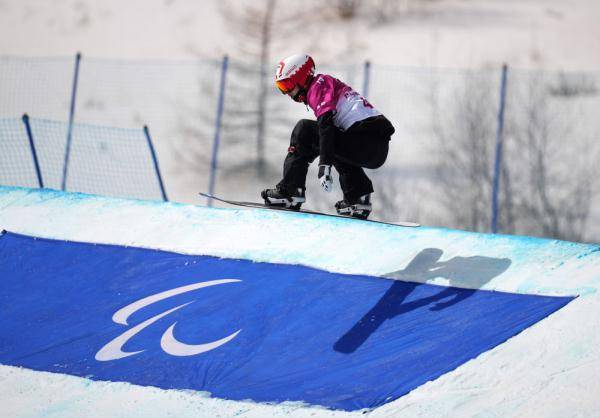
[278, 115, 394, 200]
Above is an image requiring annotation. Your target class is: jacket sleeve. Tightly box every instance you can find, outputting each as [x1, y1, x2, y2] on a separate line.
[317, 110, 337, 166]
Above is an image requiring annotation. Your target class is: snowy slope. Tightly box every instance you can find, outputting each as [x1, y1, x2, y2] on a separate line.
[0, 186, 599, 417]
[1, 0, 599, 70]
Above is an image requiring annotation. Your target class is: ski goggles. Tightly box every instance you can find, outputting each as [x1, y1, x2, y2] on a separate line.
[275, 78, 295, 94]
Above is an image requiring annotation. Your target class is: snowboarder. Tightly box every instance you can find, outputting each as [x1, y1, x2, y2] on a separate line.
[261, 54, 395, 219]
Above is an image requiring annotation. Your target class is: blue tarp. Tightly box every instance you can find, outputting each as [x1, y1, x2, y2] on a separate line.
[0, 231, 573, 411]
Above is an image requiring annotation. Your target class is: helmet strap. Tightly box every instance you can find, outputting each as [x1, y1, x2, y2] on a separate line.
[292, 87, 308, 103]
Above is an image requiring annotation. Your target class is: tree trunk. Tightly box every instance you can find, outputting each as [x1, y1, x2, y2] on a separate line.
[256, 0, 276, 177]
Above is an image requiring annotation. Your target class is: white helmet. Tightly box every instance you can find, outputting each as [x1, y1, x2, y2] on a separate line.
[275, 54, 315, 102]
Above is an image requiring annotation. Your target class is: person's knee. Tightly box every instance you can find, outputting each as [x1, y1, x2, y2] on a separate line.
[365, 140, 389, 169]
[291, 119, 318, 155]
[368, 150, 388, 169]
[367, 159, 385, 170]
[292, 119, 316, 141]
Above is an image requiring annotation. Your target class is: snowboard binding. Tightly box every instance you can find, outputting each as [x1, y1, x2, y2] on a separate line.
[261, 186, 306, 211]
[335, 194, 372, 220]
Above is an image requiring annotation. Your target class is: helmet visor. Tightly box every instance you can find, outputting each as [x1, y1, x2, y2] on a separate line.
[275, 78, 295, 94]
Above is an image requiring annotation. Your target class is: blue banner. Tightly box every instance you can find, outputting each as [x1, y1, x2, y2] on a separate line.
[0, 231, 573, 411]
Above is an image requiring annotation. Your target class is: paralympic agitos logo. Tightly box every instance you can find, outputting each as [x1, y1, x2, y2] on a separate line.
[95, 279, 242, 361]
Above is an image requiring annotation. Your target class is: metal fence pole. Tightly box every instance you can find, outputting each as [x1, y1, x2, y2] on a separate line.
[362, 60, 371, 98]
[22, 114, 44, 188]
[491, 64, 509, 233]
[207, 55, 229, 207]
[143, 125, 168, 202]
[61, 51, 82, 191]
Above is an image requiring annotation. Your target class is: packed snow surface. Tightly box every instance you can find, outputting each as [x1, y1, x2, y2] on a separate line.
[0, 186, 599, 417]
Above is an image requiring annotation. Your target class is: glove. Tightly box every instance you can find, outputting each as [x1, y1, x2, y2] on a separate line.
[318, 165, 333, 192]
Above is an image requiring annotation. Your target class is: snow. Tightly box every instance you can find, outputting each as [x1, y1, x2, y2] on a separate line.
[1, 0, 599, 70]
[0, 186, 599, 416]
[1, 1, 600, 414]
[1, 0, 600, 240]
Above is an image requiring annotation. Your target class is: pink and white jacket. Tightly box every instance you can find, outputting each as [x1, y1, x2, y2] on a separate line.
[306, 74, 381, 131]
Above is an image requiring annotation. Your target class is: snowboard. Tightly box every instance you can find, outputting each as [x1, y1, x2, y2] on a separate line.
[199, 192, 420, 228]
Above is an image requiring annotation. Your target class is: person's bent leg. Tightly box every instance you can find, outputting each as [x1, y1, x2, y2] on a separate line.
[333, 159, 374, 219]
[263, 119, 318, 209]
[335, 134, 389, 169]
[335, 115, 393, 169]
[330, 116, 394, 219]
[333, 159, 374, 202]
[278, 119, 319, 192]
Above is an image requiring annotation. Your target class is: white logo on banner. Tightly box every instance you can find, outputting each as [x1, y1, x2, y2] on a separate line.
[95, 279, 242, 361]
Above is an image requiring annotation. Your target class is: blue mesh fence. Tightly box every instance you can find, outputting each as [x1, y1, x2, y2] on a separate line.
[24, 118, 166, 200]
[0, 56, 222, 203]
[368, 66, 503, 226]
[499, 68, 600, 240]
[0, 56, 74, 120]
[25, 118, 68, 190]
[0, 118, 41, 188]
[75, 57, 222, 202]
[2, 55, 600, 240]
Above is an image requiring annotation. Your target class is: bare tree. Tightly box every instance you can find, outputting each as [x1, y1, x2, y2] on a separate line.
[170, 65, 221, 177]
[371, 0, 404, 24]
[218, 0, 313, 178]
[170, 0, 320, 202]
[225, 0, 277, 177]
[429, 68, 599, 241]
[333, 0, 362, 20]
[429, 71, 498, 232]
[505, 73, 597, 241]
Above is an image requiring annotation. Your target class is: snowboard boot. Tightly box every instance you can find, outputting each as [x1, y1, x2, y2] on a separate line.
[335, 194, 372, 220]
[261, 186, 306, 211]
